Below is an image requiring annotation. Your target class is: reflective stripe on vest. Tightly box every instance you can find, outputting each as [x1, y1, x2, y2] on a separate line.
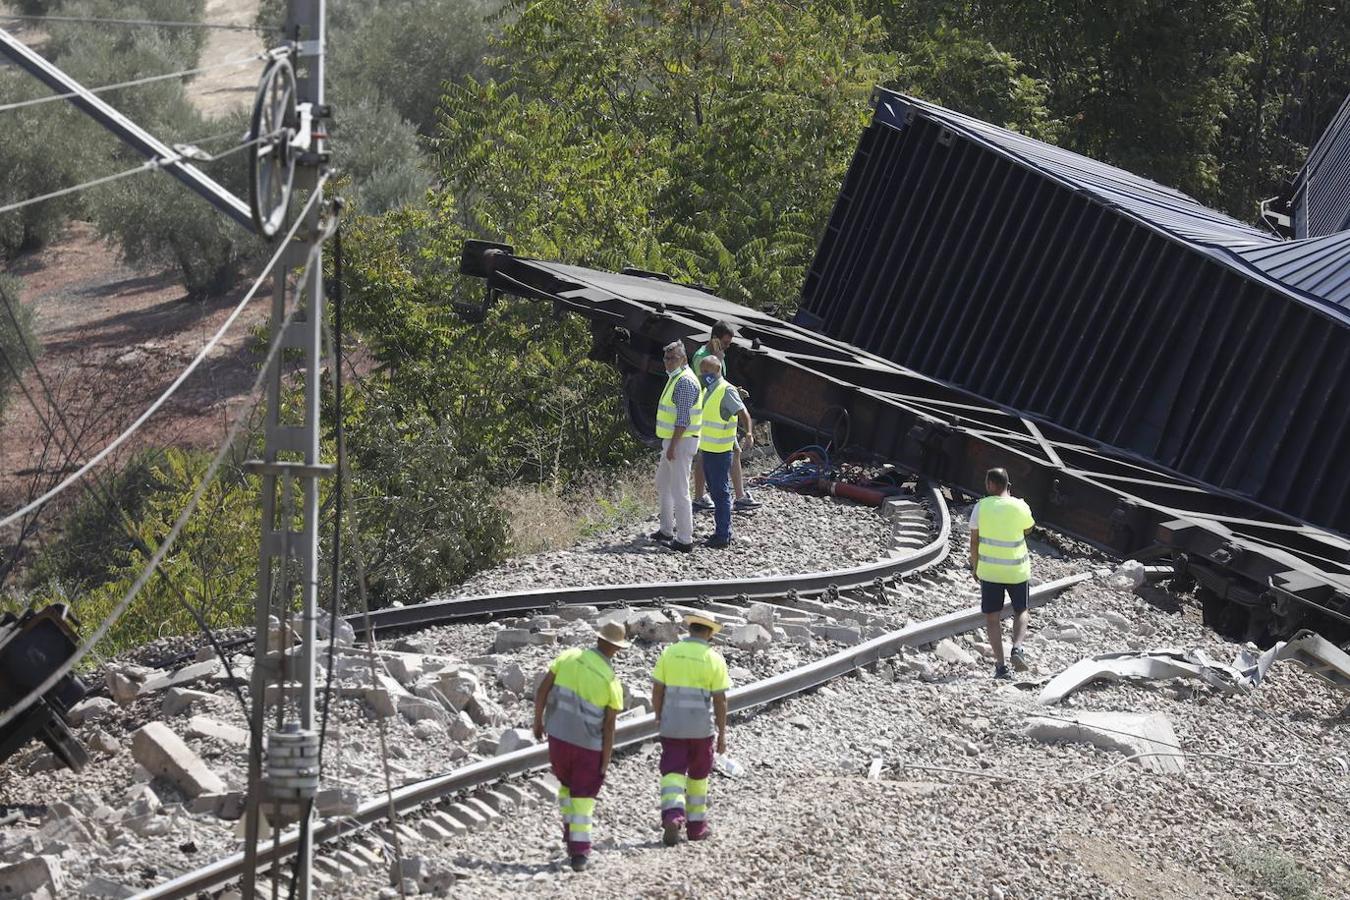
[975, 496, 1032, 584]
[655, 638, 723, 738]
[545, 648, 616, 750]
[655, 366, 702, 439]
[698, 380, 736, 453]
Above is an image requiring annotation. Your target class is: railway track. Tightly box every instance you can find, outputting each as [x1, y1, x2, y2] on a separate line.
[126, 482, 1098, 898]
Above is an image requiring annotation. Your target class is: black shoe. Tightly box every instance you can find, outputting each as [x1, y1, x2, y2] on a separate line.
[570, 854, 589, 872]
[1010, 647, 1029, 672]
[662, 820, 682, 847]
[667, 540, 694, 553]
[703, 537, 731, 549]
[993, 665, 1011, 681]
[649, 529, 673, 543]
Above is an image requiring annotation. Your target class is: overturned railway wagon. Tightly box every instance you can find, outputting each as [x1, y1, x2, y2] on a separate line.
[797, 89, 1350, 537]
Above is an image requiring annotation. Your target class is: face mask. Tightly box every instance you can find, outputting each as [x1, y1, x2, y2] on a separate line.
[702, 373, 718, 388]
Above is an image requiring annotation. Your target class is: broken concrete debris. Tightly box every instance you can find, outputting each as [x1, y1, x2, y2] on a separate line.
[1027, 711, 1185, 774]
[1039, 629, 1350, 705]
[130, 722, 227, 798]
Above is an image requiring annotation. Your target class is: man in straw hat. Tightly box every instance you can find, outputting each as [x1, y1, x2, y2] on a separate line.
[651, 612, 732, 845]
[533, 620, 629, 871]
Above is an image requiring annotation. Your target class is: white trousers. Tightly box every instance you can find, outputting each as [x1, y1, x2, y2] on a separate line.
[656, 435, 699, 544]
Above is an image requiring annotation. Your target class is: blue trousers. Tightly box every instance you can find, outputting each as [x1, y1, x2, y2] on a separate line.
[702, 449, 733, 542]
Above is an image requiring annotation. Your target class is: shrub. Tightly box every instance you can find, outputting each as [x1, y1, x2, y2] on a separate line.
[329, 98, 432, 215]
[86, 105, 266, 299]
[328, 0, 498, 136]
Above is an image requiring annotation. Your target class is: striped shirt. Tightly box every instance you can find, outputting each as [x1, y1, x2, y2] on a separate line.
[671, 373, 701, 428]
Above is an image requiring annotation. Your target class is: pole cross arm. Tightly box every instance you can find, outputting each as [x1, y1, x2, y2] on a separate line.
[0, 28, 258, 233]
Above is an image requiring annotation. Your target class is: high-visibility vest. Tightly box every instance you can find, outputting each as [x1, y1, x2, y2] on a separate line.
[651, 638, 730, 738]
[698, 380, 737, 453]
[545, 647, 621, 750]
[655, 366, 702, 439]
[974, 496, 1034, 584]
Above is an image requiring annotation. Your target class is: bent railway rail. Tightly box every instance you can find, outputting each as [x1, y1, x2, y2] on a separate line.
[460, 243, 1350, 646]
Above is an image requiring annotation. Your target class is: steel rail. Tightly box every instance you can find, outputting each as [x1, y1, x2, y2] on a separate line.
[140, 480, 949, 673]
[346, 479, 951, 637]
[133, 570, 1092, 900]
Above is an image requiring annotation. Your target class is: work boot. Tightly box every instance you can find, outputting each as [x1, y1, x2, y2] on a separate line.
[662, 820, 682, 847]
[993, 665, 1011, 681]
[703, 537, 731, 549]
[649, 529, 673, 543]
[667, 540, 694, 553]
[688, 826, 712, 842]
[1010, 647, 1029, 672]
[570, 854, 589, 872]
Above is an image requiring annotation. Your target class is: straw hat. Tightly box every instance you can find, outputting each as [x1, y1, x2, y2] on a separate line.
[595, 620, 630, 649]
[683, 612, 722, 635]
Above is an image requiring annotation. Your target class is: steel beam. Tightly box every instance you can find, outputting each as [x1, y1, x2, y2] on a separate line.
[0, 28, 256, 232]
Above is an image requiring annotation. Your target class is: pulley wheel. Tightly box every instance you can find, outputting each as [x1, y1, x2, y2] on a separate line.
[247, 56, 298, 238]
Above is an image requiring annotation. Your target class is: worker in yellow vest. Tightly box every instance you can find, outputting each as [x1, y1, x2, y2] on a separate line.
[697, 353, 753, 548]
[651, 340, 702, 552]
[651, 613, 731, 845]
[533, 621, 628, 871]
[691, 320, 761, 512]
[968, 467, 1036, 680]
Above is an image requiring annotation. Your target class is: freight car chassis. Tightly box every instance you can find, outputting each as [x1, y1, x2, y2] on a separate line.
[463, 242, 1350, 645]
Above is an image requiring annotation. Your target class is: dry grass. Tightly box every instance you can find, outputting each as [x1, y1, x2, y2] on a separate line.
[500, 462, 659, 556]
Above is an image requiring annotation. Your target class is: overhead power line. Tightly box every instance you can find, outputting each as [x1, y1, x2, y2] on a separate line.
[0, 177, 328, 533]
[0, 182, 330, 734]
[0, 128, 275, 217]
[0, 13, 273, 33]
[0, 50, 273, 115]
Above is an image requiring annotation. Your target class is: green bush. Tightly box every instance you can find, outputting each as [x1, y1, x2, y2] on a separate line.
[44, 0, 208, 73]
[24, 452, 166, 593]
[328, 0, 498, 136]
[86, 104, 266, 299]
[0, 275, 38, 415]
[328, 98, 432, 215]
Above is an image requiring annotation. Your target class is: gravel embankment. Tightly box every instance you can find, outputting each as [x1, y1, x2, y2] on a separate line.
[444, 485, 896, 597]
[324, 514, 1350, 899]
[0, 487, 911, 897]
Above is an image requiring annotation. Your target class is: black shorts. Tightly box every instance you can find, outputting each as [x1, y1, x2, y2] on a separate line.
[980, 580, 1029, 614]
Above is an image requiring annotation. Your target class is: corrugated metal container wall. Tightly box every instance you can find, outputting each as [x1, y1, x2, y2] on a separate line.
[798, 96, 1350, 536]
[1297, 92, 1350, 238]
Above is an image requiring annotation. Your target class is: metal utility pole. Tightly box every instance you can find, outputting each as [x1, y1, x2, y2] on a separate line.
[240, 2, 329, 897]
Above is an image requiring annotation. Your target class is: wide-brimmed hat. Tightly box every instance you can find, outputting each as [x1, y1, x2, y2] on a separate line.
[683, 613, 722, 635]
[595, 620, 631, 649]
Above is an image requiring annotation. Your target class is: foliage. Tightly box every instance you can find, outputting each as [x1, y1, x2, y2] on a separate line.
[41, 449, 261, 657]
[23, 452, 167, 592]
[0, 275, 38, 415]
[327, 0, 498, 137]
[328, 98, 432, 215]
[342, 204, 644, 488]
[86, 105, 266, 298]
[437, 0, 895, 308]
[44, 0, 209, 75]
[866, 0, 1350, 218]
[1225, 844, 1325, 900]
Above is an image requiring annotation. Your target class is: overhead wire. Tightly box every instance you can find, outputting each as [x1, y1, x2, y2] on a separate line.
[0, 180, 329, 732]
[0, 49, 275, 115]
[0, 13, 274, 32]
[0, 175, 326, 532]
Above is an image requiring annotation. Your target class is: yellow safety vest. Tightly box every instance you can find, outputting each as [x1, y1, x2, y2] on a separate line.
[651, 638, 730, 739]
[545, 648, 622, 750]
[698, 380, 736, 453]
[974, 496, 1034, 584]
[655, 366, 702, 439]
